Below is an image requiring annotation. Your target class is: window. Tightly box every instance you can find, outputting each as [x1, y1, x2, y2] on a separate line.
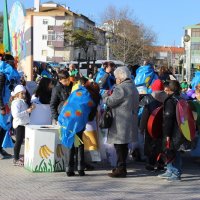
[42, 50, 47, 56]
[42, 35, 47, 40]
[191, 28, 200, 37]
[48, 31, 56, 41]
[76, 18, 84, 28]
[191, 42, 200, 50]
[43, 19, 48, 25]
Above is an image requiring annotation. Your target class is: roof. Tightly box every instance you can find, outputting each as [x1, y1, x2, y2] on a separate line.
[151, 46, 184, 54]
[43, 1, 57, 4]
[26, 3, 95, 25]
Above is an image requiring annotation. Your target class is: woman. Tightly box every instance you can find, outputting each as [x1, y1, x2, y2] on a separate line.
[32, 77, 53, 104]
[30, 77, 53, 125]
[103, 66, 139, 178]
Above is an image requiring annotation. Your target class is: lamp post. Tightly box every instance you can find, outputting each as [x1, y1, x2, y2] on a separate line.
[184, 34, 191, 82]
[105, 31, 113, 61]
[166, 47, 173, 68]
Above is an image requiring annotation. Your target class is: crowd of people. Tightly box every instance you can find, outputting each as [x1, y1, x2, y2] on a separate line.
[0, 54, 200, 182]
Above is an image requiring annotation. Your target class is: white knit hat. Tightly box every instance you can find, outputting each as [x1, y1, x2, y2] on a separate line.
[11, 85, 26, 96]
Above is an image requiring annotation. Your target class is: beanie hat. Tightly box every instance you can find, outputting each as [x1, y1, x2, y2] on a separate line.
[151, 79, 164, 91]
[181, 82, 188, 89]
[11, 85, 26, 96]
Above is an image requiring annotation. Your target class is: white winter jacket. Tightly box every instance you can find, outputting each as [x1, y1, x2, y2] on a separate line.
[11, 99, 30, 129]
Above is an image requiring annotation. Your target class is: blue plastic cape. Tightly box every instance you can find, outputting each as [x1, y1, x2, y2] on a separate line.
[134, 65, 158, 89]
[95, 68, 115, 95]
[191, 71, 200, 90]
[0, 61, 20, 104]
[2, 131, 14, 148]
[58, 86, 95, 148]
[0, 61, 20, 130]
[41, 69, 52, 78]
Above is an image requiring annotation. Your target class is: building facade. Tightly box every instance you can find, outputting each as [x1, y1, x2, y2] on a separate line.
[149, 46, 184, 72]
[27, 1, 105, 63]
[184, 24, 200, 81]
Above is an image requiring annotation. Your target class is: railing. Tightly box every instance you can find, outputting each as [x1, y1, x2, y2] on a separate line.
[48, 25, 64, 32]
[47, 41, 64, 47]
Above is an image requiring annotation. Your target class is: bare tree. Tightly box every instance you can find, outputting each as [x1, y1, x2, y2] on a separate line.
[101, 6, 156, 64]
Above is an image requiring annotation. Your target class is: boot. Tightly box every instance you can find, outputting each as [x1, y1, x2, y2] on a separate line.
[112, 168, 127, 175]
[108, 168, 127, 178]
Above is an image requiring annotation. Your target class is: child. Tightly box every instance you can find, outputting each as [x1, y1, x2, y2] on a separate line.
[11, 85, 35, 166]
[50, 70, 72, 125]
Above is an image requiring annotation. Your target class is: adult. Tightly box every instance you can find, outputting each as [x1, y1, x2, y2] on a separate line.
[95, 61, 116, 95]
[58, 81, 100, 176]
[103, 66, 139, 178]
[32, 77, 53, 104]
[40, 63, 52, 79]
[68, 64, 78, 77]
[158, 66, 170, 82]
[31, 78, 53, 125]
[0, 54, 20, 159]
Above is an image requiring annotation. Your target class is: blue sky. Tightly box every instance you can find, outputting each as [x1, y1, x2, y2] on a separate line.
[2, 0, 200, 46]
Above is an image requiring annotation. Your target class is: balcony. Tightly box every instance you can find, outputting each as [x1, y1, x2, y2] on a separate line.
[47, 41, 64, 48]
[48, 25, 64, 32]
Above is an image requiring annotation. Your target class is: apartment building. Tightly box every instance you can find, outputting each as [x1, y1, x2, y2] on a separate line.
[27, 1, 105, 63]
[149, 46, 184, 69]
[184, 23, 200, 81]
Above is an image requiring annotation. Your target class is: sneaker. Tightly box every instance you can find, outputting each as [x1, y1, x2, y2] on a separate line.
[166, 173, 181, 182]
[108, 168, 127, 178]
[157, 171, 172, 179]
[0, 149, 12, 159]
[13, 159, 24, 167]
[112, 168, 127, 175]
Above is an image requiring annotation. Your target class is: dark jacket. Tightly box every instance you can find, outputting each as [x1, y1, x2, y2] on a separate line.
[139, 94, 163, 158]
[140, 94, 162, 132]
[50, 82, 71, 120]
[163, 94, 184, 150]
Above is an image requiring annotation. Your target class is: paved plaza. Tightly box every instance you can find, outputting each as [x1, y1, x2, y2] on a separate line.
[0, 148, 200, 200]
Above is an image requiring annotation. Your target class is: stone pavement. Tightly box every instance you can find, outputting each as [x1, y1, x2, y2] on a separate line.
[0, 148, 200, 200]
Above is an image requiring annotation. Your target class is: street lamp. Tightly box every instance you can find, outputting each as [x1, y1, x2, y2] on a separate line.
[105, 31, 113, 61]
[184, 34, 191, 82]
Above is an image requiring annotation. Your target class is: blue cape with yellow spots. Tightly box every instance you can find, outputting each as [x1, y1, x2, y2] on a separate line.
[58, 86, 95, 148]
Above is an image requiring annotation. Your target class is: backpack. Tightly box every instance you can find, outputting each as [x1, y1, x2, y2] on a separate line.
[176, 98, 196, 142]
[147, 105, 163, 139]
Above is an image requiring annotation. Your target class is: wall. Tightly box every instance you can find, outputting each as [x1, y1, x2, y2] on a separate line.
[33, 15, 55, 62]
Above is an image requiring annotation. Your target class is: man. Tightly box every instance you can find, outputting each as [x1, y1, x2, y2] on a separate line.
[0, 54, 20, 159]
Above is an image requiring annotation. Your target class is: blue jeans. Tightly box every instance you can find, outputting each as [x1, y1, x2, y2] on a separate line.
[167, 151, 182, 177]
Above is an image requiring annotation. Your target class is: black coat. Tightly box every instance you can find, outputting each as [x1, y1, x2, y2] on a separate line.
[139, 94, 162, 158]
[163, 94, 185, 151]
[50, 82, 72, 120]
